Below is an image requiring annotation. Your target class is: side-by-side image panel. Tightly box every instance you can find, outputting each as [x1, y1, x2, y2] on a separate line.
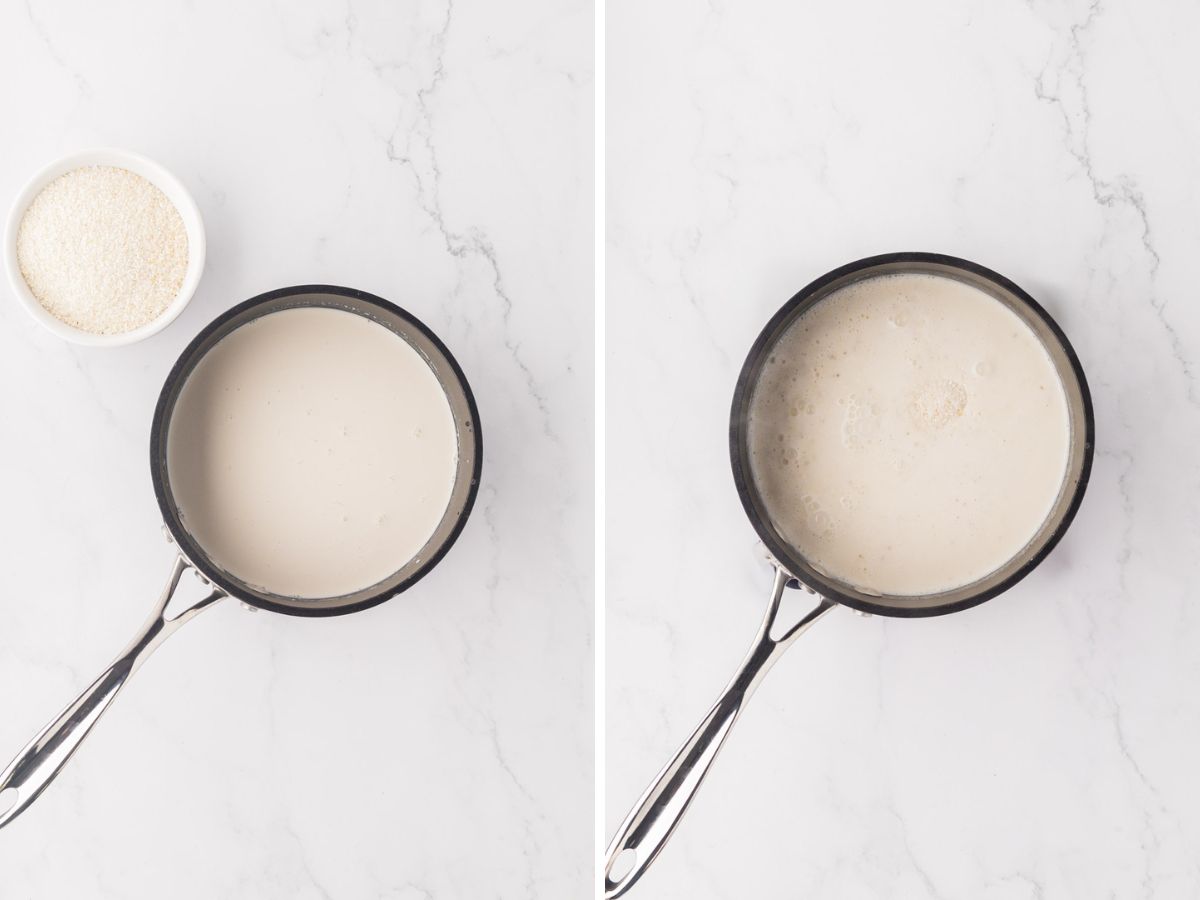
[0, 1, 594, 897]
[606, 1, 1199, 897]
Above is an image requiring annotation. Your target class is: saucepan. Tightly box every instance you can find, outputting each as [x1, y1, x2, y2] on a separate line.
[0, 284, 481, 827]
[604, 252, 1094, 896]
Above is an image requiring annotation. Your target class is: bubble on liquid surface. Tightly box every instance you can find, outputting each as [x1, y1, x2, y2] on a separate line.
[797, 493, 833, 537]
[840, 394, 879, 449]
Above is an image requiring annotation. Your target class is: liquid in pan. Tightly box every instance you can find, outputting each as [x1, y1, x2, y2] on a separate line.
[746, 272, 1071, 597]
[167, 306, 459, 599]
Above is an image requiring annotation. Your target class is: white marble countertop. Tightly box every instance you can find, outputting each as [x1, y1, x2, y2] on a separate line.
[0, 1, 592, 897]
[607, 1, 1200, 897]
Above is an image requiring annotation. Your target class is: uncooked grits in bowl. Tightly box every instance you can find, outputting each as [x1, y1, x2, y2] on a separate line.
[16, 165, 188, 334]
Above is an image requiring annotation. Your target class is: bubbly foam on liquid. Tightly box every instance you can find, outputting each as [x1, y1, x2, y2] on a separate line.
[167, 306, 459, 599]
[747, 273, 1070, 596]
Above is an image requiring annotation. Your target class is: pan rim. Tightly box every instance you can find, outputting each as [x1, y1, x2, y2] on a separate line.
[149, 284, 483, 618]
[729, 252, 1095, 618]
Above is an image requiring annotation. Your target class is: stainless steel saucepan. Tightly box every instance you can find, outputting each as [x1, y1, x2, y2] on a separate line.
[604, 252, 1094, 897]
[0, 284, 482, 828]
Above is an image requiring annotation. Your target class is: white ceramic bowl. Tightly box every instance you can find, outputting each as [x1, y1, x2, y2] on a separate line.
[3, 148, 206, 347]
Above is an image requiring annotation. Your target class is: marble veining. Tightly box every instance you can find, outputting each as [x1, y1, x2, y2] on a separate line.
[0, 1, 592, 897]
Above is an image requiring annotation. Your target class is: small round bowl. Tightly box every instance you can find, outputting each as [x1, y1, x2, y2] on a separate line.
[4, 148, 206, 347]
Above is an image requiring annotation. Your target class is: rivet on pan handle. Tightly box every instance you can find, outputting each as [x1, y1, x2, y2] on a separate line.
[0, 556, 224, 829]
[603, 567, 836, 897]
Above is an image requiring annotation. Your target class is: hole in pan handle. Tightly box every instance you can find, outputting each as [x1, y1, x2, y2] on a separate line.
[603, 567, 836, 897]
[0, 555, 223, 829]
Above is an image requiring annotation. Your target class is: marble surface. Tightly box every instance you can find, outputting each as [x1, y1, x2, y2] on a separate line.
[607, 1, 1200, 897]
[0, 1, 592, 897]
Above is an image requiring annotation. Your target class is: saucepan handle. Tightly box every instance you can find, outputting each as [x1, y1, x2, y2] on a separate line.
[0, 556, 223, 829]
[603, 567, 836, 897]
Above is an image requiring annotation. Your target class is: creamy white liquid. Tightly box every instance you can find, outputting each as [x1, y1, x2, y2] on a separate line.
[747, 273, 1070, 596]
[168, 307, 458, 599]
